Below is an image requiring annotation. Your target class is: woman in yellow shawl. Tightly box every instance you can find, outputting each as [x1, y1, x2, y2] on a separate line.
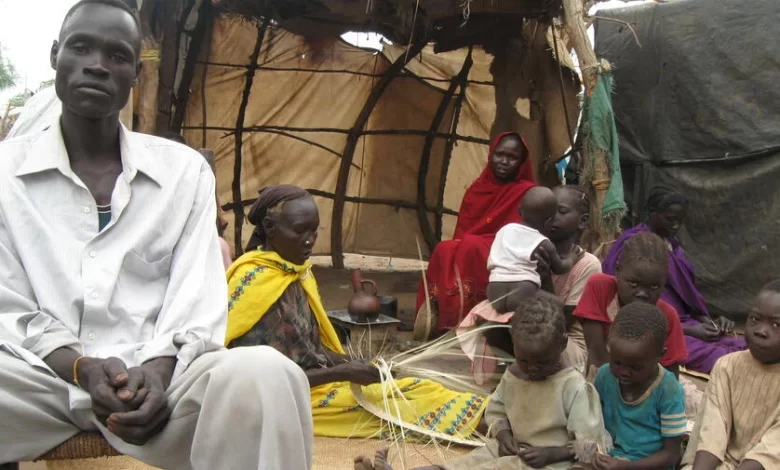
[226, 185, 488, 439]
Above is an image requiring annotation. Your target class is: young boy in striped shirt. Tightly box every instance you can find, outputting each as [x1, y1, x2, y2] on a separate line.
[592, 302, 687, 470]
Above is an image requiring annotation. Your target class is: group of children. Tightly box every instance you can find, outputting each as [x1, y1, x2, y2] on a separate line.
[354, 186, 780, 470]
[357, 283, 780, 470]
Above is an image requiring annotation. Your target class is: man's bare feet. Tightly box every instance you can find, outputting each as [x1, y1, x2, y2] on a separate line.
[353, 448, 393, 470]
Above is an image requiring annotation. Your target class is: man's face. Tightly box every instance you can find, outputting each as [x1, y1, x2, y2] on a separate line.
[51, 4, 140, 120]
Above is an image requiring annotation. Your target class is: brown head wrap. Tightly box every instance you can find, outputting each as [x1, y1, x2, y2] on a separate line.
[245, 184, 311, 252]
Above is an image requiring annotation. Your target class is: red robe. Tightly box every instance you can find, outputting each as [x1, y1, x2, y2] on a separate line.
[416, 132, 536, 332]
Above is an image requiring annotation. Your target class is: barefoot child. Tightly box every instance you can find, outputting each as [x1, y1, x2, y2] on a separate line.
[681, 280, 780, 470]
[593, 301, 686, 470]
[574, 232, 688, 377]
[356, 295, 609, 470]
[487, 186, 578, 313]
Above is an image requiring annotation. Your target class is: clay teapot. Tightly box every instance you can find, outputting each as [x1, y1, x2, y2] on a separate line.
[347, 269, 381, 323]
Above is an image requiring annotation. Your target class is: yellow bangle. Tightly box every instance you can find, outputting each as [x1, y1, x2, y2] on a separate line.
[73, 356, 87, 388]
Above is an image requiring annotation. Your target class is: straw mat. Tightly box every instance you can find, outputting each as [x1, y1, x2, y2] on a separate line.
[40, 436, 469, 469]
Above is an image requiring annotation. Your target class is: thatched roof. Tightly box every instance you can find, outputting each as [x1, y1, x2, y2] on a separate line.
[214, 0, 562, 50]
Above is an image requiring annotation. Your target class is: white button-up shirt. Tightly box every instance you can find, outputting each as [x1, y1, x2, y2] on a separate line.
[0, 121, 227, 407]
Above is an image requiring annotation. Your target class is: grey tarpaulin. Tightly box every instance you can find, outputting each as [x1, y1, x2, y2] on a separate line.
[594, 0, 780, 317]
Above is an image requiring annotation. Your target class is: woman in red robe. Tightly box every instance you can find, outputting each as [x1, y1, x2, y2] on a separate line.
[415, 132, 536, 338]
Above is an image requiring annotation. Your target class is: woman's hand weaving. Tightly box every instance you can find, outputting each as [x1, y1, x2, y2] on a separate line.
[714, 316, 735, 334]
[338, 361, 382, 386]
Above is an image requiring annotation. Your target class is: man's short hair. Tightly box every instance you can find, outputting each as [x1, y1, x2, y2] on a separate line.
[62, 0, 141, 35]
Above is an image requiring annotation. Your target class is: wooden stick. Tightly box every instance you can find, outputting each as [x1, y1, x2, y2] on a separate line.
[437, 47, 473, 242]
[562, 0, 599, 96]
[179, 124, 492, 145]
[192, 60, 496, 86]
[222, 189, 459, 217]
[231, 19, 268, 257]
[590, 15, 642, 48]
[170, 0, 211, 132]
[331, 41, 427, 268]
[417, 71, 460, 252]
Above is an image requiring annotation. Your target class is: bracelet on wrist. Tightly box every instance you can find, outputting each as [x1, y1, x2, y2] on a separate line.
[73, 356, 87, 388]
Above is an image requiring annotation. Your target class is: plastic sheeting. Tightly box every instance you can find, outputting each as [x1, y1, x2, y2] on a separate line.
[595, 0, 780, 316]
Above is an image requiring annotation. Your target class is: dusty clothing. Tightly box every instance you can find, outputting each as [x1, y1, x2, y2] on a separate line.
[681, 351, 780, 470]
[0, 123, 312, 468]
[226, 250, 488, 440]
[0, 123, 226, 383]
[416, 133, 536, 332]
[488, 223, 549, 285]
[573, 273, 689, 368]
[229, 282, 330, 370]
[0, 347, 313, 469]
[595, 364, 686, 469]
[458, 253, 600, 384]
[554, 252, 601, 354]
[441, 367, 608, 470]
[6, 86, 60, 138]
[603, 224, 746, 374]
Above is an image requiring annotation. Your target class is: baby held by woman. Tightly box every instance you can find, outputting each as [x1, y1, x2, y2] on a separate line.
[487, 186, 579, 313]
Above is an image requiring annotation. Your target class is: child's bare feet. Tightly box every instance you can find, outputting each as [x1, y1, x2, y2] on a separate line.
[373, 448, 392, 470]
[354, 456, 373, 470]
[353, 449, 393, 470]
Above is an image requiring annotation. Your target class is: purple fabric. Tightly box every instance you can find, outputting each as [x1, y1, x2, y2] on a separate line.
[603, 224, 710, 321]
[603, 223, 746, 374]
[680, 318, 746, 373]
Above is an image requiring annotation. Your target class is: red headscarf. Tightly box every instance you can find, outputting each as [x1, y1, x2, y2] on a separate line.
[454, 132, 536, 239]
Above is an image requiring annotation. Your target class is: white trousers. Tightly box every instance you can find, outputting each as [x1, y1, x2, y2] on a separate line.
[0, 346, 313, 469]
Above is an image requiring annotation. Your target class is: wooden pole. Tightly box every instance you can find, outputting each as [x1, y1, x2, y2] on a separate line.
[155, 0, 183, 134]
[561, 0, 598, 97]
[330, 39, 427, 269]
[136, 1, 161, 135]
[436, 47, 473, 242]
[170, 0, 212, 132]
[561, 0, 611, 246]
[416, 66, 462, 253]
[231, 19, 269, 257]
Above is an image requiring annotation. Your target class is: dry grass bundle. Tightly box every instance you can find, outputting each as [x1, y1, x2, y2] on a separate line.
[336, 236, 519, 455]
[346, 324, 518, 453]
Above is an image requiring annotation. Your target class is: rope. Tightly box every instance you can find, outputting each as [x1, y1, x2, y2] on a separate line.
[140, 49, 160, 62]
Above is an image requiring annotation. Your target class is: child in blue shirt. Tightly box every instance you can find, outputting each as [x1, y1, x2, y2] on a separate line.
[593, 301, 687, 470]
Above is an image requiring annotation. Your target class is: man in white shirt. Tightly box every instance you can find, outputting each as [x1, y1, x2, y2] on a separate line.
[0, 1, 313, 468]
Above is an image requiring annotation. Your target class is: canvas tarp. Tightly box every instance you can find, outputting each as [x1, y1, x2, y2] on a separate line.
[594, 0, 780, 316]
[183, 14, 578, 261]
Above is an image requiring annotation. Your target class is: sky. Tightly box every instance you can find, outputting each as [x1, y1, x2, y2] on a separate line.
[0, 0, 78, 106]
[0, 0, 648, 109]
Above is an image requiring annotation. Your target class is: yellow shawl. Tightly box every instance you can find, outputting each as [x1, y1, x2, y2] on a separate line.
[225, 250, 344, 354]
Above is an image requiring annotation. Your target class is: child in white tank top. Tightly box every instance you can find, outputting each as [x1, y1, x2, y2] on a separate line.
[487, 186, 577, 313]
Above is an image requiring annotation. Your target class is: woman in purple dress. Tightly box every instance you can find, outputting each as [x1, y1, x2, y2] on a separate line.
[603, 186, 745, 374]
